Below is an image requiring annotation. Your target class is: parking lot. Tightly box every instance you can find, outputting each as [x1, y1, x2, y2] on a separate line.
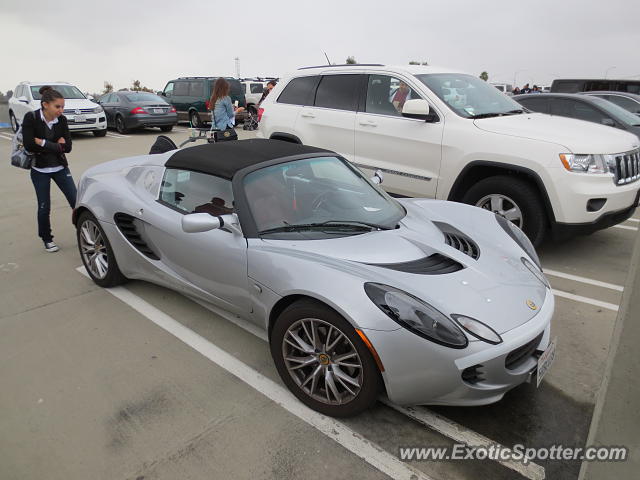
[0, 102, 637, 480]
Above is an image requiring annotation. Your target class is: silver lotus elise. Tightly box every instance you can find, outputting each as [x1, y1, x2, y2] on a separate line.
[74, 138, 554, 417]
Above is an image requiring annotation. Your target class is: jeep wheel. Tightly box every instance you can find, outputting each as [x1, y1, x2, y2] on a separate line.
[462, 175, 547, 246]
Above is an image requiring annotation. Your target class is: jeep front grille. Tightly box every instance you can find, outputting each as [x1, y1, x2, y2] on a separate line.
[610, 148, 640, 185]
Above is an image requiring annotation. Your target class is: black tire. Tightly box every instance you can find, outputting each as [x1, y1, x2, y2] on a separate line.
[160, 125, 173, 132]
[461, 175, 547, 246]
[270, 299, 381, 417]
[93, 129, 107, 137]
[9, 111, 19, 132]
[76, 211, 127, 287]
[189, 110, 202, 128]
[115, 115, 129, 134]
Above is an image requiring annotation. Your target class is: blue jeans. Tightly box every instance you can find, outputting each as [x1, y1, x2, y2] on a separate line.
[30, 167, 77, 243]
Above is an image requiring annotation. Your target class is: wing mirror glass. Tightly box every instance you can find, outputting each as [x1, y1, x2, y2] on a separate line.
[402, 99, 438, 122]
[371, 169, 384, 185]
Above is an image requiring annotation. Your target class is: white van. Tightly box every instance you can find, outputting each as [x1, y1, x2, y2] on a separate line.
[9, 81, 107, 136]
[258, 65, 640, 245]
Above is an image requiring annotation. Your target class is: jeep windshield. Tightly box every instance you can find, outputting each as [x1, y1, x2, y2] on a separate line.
[31, 85, 86, 100]
[416, 73, 524, 119]
[243, 156, 405, 237]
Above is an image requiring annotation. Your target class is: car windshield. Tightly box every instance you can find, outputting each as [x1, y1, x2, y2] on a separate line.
[243, 156, 405, 236]
[416, 73, 524, 119]
[123, 92, 166, 103]
[31, 85, 86, 100]
[589, 97, 640, 126]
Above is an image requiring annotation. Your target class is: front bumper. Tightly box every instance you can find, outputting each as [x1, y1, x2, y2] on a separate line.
[68, 114, 107, 132]
[363, 290, 554, 406]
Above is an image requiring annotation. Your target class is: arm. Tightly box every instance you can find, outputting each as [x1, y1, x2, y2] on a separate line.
[20, 112, 41, 152]
[58, 116, 72, 153]
[225, 97, 234, 119]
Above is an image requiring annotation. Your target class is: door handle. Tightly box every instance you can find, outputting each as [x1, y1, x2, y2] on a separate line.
[359, 120, 377, 127]
[300, 112, 316, 118]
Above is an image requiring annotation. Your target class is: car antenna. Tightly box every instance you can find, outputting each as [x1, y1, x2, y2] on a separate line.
[323, 51, 331, 65]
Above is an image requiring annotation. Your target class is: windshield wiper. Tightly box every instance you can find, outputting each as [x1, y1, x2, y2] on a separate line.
[469, 109, 524, 119]
[259, 220, 390, 235]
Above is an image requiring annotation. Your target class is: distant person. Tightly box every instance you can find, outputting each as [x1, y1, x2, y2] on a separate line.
[392, 81, 411, 111]
[521, 83, 532, 94]
[258, 80, 277, 106]
[532, 85, 542, 94]
[21, 86, 76, 253]
[512, 86, 521, 95]
[208, 78, 245, 130]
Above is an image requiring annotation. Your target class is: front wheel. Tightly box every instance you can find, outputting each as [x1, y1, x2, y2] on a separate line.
[77, 211, 127, 287]
[9, 111, 19, 132]
[270, 299, 381, 417]
[461, 175, 547, 246]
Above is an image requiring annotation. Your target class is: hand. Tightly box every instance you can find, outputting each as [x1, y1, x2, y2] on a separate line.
[57, 137, 66, 144]
[236, 107, 245, 113]
[35, 138, 44, 146]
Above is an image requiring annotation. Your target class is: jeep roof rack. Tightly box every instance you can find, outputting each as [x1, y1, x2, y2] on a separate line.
[177, 76, 237, 80]
[298, 64, 384, 70]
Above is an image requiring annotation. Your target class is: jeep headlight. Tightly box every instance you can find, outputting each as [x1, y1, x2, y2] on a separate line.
[364, 283, 468, 348]
[559, 153, 611, 174]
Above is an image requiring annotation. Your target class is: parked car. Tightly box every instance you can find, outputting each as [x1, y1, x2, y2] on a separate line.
[96, 91, 177, 134]
[513, 93, 640, 139]
[550, 79, 640, 94]
[258, 65, 640, 246]
[582, 91, 640, 117]
[8, 81, 107, 136]
[242, 80, 266, 113]
[160, 77, 246, 127]
[491, 83, 513, 95]
[73, 138, 554, 417]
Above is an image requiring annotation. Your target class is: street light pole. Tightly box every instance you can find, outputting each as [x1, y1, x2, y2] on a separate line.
[604, 66, 616, 79]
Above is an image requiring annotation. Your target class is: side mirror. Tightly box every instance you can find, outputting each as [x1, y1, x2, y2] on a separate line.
[18, 96, 28, 104]
[87, 95, 95, 101]
[601, 118, 615, 127]
[158, 91, 167, 97]
[402, 99, 438, 122]
[371, 169, 384, 185]
[182, 213, 222, 233]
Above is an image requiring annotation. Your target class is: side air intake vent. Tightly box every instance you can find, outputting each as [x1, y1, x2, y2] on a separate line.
[433, 222, 480, 260]
[114, 213, 160, 260]
[367, 254, 463, 275]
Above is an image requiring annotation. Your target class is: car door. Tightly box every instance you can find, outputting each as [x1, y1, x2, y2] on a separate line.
[100, 94, 114, 126]
[146, 167, 250, 314]
[13, 86, 30, 121]
[172, 81, 190, 121]
[354, 74, 443, 198]
[295, 74, 361, 159]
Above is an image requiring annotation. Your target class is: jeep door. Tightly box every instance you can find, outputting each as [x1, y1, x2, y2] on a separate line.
[354, 74, 443, 198]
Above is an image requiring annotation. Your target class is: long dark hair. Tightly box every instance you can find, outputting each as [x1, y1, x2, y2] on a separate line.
[39, 85, 63, 106]
[209, 78, 230, 109]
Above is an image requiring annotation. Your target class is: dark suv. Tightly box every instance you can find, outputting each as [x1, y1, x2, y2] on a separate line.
[160, 77, 246, 127]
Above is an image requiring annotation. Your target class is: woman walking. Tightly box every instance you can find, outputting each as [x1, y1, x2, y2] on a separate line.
[21, 86, 76, 252]
[208, 78, 244, 130]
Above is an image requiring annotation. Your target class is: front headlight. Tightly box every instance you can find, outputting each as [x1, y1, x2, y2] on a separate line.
[495, 214, 541, 268]
[364, 283, 468, 349]
[93, 106, 104, 113]
[559, 153, 610, 174]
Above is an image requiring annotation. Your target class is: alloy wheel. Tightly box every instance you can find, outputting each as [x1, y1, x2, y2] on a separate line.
[282, 318, 363, 405]
[79, 219, 109, 279]
[476, 193, 524, 228]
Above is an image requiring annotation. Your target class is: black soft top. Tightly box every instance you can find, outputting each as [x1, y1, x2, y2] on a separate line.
[165, 138, 332, 179]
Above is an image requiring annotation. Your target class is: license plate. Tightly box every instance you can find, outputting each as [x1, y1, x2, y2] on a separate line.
[154, 108, 164, 114]
[536, 337, 556, 387]
[75, 115, 86, 123]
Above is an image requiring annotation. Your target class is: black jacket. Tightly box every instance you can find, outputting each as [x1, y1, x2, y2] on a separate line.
[21, 110, 72, 169]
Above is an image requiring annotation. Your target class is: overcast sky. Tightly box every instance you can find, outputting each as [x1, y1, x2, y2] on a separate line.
[2, 0, 639, 95]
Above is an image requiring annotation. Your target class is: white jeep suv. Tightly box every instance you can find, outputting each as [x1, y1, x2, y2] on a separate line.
[9, 81, 107, 137]
[258, 65, 640, 245]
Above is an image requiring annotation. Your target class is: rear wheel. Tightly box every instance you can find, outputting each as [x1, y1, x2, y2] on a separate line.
[77, 211, 127, 287]
[462, 175, 547, 246]
[9, 111, 19, 132]
[160, 125, 173, 132]
[189, 110, 202, 128]
[270, 299, 381, 417]
[115, 115, 129, 134]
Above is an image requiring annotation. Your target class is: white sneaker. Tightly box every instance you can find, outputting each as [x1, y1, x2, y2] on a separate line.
[44, 241, 59, 252]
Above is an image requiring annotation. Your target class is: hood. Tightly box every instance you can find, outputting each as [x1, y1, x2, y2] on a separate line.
[257, 201, 548, 336]
[62, 98, 100, 109]
[474, 112, 640, 154]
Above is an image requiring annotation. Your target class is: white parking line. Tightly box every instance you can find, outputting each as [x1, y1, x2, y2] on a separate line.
[627, 218, 640, 223]
[106, 132, 131, 138]
[543, 269, 624, 292]
[552, 289, 619, 312]
[75, 267, 433, 480]
[382, 401, 545, 480]
[612, 224, 638, 231]
[0, 133, 13, 141]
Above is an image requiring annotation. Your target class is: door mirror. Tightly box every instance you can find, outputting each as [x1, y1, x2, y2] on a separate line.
[17, 96, 28, 103]
[158, 91, 166, 96]
[182, 213, 222, 233]
[402, 99, 438, 122]
[601, 118, 615, 127]
[371, 169, 384, 185]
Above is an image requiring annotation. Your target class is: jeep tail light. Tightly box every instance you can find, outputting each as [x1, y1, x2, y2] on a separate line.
[130, 107, 146, 115]
[258, 107, 264, 122]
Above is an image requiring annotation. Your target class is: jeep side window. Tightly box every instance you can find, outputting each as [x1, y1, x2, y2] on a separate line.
[174, 81, 189, 96]
[277, 76, 321, 106]
[314, 75, 360, 111]
[365, 75, 421, 117]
